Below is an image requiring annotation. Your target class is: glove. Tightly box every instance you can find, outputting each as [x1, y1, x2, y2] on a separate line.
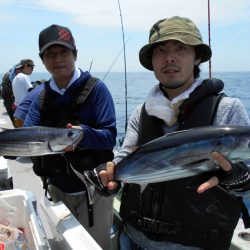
[217, 162, 250, 193]
[84, 164, 121, 197]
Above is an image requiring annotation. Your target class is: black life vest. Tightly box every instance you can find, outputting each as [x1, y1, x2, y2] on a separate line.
[119, 78, 242, 250]
[1, 71, 14, 102]
[32, 77, 114, 193]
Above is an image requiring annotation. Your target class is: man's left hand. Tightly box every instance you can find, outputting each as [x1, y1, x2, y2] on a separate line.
[197, 152, 232, 193]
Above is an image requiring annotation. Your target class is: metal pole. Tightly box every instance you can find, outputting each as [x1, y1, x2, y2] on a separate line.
[208, 0, 212, 78]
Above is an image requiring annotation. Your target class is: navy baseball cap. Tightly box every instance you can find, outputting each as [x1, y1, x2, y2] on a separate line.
[39, 24, 76, 55]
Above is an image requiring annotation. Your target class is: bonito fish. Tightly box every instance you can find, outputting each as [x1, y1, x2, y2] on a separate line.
[0, 126, 83, 157]
[114, 125, 250, 184]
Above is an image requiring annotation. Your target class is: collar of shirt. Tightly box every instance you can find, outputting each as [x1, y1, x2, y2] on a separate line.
[145, 78, 203, 126]
[49, 67, 81, 95]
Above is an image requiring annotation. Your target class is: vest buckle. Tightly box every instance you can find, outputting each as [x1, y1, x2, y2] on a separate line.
[136, 217, 182, 235]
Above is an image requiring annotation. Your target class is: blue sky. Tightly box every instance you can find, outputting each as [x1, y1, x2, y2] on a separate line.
[0, 0, 250, 74]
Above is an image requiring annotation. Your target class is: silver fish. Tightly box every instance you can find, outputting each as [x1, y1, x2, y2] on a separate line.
[0, 126, 83, 156]
[114, 125, 250, 184]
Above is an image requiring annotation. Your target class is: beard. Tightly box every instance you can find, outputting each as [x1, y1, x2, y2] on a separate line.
[160, 80, 186, 89]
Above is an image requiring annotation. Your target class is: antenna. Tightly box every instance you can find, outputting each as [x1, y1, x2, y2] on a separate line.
[208, 0, 212, 78]
[117, 0, 128, 133]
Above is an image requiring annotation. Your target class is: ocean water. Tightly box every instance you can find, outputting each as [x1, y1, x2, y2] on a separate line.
[1, 70, 250, 142]
[29, 71, 250, 140]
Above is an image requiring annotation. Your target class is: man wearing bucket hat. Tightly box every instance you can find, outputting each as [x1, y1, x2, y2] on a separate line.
[99, 16, 250, 249]
[24, 24, 117, 250]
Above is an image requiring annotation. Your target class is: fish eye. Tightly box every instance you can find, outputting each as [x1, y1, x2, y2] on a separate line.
[67, 130, 73, 137]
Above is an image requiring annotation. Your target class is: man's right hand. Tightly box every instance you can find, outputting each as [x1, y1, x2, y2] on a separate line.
[14, 118, 24, 128]
[99, 161, 119, 190]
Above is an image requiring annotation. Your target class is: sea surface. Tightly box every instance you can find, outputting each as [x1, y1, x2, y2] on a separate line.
[1, 71, 250, 143]
[97, 71, 250, 141]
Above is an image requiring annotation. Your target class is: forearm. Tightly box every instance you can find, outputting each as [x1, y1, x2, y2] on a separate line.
[78, 124, 116, 149]
[113, 104, 142, 164]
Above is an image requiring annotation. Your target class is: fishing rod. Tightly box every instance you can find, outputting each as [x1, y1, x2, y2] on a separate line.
[117, 0, 128, 135]
[102, 39, 129, 82]
[89, 59, 93, 73]
[208, 0, 212, 78]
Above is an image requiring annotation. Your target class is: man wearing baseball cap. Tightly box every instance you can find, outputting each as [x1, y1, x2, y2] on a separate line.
[24, 24, 117, 250]
[12, 59, 34, 113]
[1, 63, 20, 125]
[99, 16, 250, 249]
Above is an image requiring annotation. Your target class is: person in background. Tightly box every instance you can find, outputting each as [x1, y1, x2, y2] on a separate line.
[1, 64, 20, 125]
[99, 16, 250, 250]
[13, 79, 47, 128]
[24, 24, 117, 250]
[12, 59, 34, 127]
[13, 83, 45, 128]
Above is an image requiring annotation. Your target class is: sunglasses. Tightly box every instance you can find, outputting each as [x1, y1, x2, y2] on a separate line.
[27, 64, 34, 69]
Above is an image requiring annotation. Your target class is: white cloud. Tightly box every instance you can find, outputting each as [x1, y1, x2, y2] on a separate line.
[0, 0, 249, 72]
[2, 0, 249, 30]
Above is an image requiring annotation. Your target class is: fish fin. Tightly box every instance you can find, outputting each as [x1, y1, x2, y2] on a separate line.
[0, 127, 9, 132]
[69, 164, 95, 204]
[130, 145, 139, 152]
[140, 184, 148, 193]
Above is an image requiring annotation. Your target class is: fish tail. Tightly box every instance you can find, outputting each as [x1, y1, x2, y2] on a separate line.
[84, 168, 121, 197]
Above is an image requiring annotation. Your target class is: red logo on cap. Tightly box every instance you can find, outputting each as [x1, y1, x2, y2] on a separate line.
[58, 28, 72, 41]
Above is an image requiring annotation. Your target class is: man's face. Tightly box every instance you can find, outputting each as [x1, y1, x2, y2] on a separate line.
[152, 40, 200, 91]
[42, 45, 76, 83]
[22, 64, 34, 75]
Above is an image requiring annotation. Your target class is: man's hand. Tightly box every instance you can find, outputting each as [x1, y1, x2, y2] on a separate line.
[64, 123, 82, 152]
[197, 152, 232, 193]
[99, 161, 119, 190]
[66, 123, 81, 130]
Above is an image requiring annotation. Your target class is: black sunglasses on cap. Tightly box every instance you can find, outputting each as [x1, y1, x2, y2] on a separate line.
[27, 64, 34, 68]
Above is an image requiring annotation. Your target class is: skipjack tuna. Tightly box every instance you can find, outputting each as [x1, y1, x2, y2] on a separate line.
[0, 126, 83, 157]
[114, 125, 250, 184]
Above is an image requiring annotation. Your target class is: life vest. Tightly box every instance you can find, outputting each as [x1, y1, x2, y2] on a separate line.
[119, 78, 243, 250]
[32, 76, 114, 193]
[1, 71, 15, 105]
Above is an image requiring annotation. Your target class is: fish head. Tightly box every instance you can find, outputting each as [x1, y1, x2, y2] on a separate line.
[228, 135, 250, 162]
[48, 128, 83, 152]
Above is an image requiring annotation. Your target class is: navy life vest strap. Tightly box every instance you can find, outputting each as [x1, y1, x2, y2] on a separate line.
[40, 76, 98, 110]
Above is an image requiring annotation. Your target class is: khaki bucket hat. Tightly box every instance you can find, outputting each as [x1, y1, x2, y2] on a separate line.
[139, 16, 212, 70]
